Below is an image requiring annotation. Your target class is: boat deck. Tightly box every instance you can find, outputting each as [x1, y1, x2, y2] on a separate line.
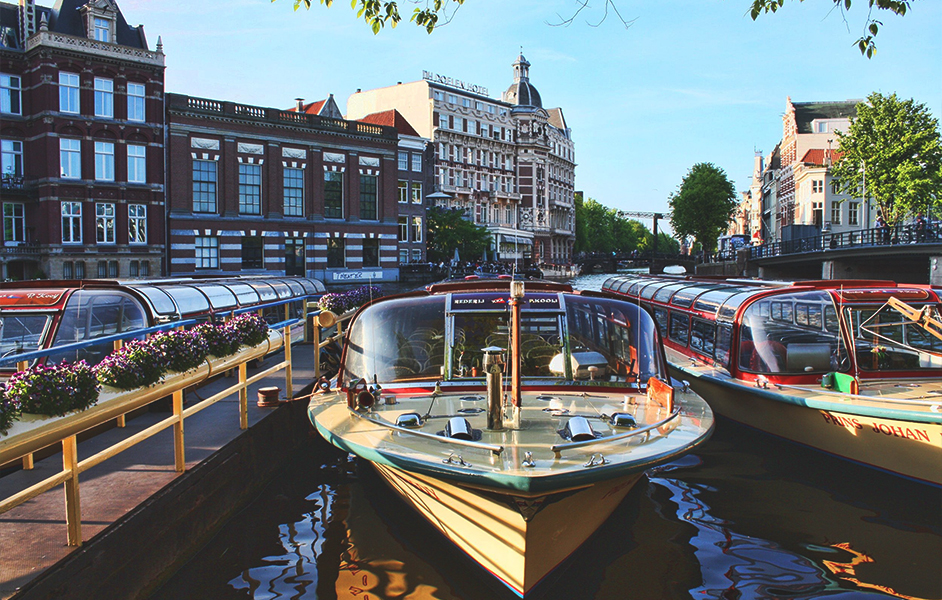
[0, 344, 321, 600]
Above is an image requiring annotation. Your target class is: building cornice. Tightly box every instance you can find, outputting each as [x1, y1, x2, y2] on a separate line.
[26, 30, 165, 67]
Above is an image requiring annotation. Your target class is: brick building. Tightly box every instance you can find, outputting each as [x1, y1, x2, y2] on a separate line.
[0, 0, 165, 280]
[165, 93, 403, 283]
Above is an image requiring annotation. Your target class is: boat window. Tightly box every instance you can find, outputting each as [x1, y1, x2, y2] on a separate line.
[452, 311, 511, 378]
[225, 283, 261, 306]
[343, 295, 446, 384]
[652, 307, 668, 337]
[653, 283, 687, 304]
[718, 290, 763, 322]
[564, 296, 661, 382]
[739, 291, 848, 374]
[267, 281, 293, 299]
[671, 285, 723, 309]
[161, 286, 211, 316]
[128, 285, 177, 316]
[0, 313, 50, 363]
[47, 290, 147, 366]
[690, 317, 715, 357]
[669, 311, 689, 346]
[846, 303, 942, 371]
[626, 281, 647, 296]
[692, 287, 751, 315]
[280, 279, 306, 296]
[246, 282, 278, 303]
[192, 285, 238, 310]
[715, 323, 733, 366]
[825, 305, 840, 333]
[640, 281, 673, 300]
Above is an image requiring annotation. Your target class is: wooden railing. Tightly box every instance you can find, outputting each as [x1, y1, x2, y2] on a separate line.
[0, 301, 307, 547]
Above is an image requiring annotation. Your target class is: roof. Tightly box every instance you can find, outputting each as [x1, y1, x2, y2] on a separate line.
[547, 107, 567, 130]
[287, 95, 343, 119]
[50, 0, 147, 49]
[793, 100, 859, 134]
[292, 100, 326, 114]
[800, 148, 843, 166]
[504, 53, 542, 108]
[358, 109, 421, 137]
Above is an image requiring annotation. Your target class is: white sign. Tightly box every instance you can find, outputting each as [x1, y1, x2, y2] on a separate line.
[422, 71, 488, 97]
[332, 270, 383, 282]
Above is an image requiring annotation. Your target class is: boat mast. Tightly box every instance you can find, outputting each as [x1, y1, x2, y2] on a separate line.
[510, 280, 524, 415]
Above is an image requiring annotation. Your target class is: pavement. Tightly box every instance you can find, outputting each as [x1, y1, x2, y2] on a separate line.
[0, 342, 321, 600]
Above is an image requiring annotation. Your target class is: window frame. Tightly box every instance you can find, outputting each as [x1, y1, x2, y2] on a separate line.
[359, 174, 378, 221]
[94, 77, 114, 118]
[238, 163, 262, 215]
[61, 201, 82, 244]
[411, 181, 422, 204]
[95, 202, 116, 244]
[59, 72, 80, 114]
[128, 204, 147, 244]
[362, 238, 379, 268]
[411, 153, 422, 172]
[1, 139, 23, 179]
[0, 74, 21, 115]
[398, 216, 408, 242]
[326, 238, 345, 268]
[127, 143, 146, 183]
[195, 236, 219, 269]
[241, 235, 264, 270]
[192, 159, 218, 213]
[411, 216, 423, 243]
[60, 138, 81, 179]
[127, 83, 145, 122]
[283, 166, 304, 217]
[324, 170, 343, 219]
[94, 141, 115, 181]
[3, 202, 25, 244]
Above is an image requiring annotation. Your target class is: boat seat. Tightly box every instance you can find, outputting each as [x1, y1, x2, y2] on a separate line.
[785, 343, 832, 372]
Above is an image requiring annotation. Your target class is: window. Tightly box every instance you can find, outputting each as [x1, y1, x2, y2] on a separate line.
[669, 312, 690, 346]
[129, 260, 150, 277]
[1, 74, 21, 115]
[285, 238, 305, 276]
[239, 163, 261, 214]
[398, 180, 408, 203]
[412, 249, 423, 263]
[324, 171, 343, 218]
[360, 174, 377, 220]
[3, 203, 24, 243]
[812, 201, 823, 228]
[127, 83, 145, 122]
[193, 160, 217, 213]
[63, 261, 86, 279]
[242, 236, 263, 269]
[362, 238, 379, 268]
[327, 238, 345, 268]
[812, 180, 824, 194]
[2, 140, 23, 179]
[195, 236, 219, 269]
[127, 144, 146, 183]
[59, 72, 80, 113]
[96, 260, 118, 278]
[284, 167, 304, 216]
[96, 203, 115, 243]
[398, 216, 408, 241]
[128, 204, 146, 244]
[849, 202, 860, 226]
[94, 141, 114, 181]
[399, 249, 408, 263]
[411, 216, 422, 243]
[60, 138, 81, 179]
[94, 78, 113, 118]
[411, 182, 422, 204]
[830, 201, 841, 225]
[412, 153, 422, 172]
[61, 201, 82, 243]
[398, 151, 408, 170]
[93, 17, 110, 42]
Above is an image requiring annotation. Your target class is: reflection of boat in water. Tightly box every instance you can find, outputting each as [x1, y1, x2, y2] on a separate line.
[308, 279, 714, 596]
[602, 275, 942, 487]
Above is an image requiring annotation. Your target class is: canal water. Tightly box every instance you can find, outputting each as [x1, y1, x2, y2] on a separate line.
[152, 273, 942, 600]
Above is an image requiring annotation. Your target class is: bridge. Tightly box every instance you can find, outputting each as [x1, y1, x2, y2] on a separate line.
[575, 252, 698, 275]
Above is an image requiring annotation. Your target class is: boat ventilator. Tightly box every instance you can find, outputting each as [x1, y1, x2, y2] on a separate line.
[551, 408, 681, 458]
[561, 416, 597, 442]
[445, 417, 474, 440]
[522, 451, 535, 468]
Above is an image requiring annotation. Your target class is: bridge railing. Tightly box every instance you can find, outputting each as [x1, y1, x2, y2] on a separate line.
[748, 223, 942, 260]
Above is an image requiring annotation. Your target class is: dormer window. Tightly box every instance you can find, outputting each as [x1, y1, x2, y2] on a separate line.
[93, 17, 110, 42]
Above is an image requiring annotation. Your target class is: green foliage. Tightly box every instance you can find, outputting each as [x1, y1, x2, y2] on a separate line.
[749, 0, 913, 57]
[284, 0, 464, 33]
[668, 163, 738, 254]
[831, 92, 942, 225]
[574, 196, 669, 254]
[426, 206, 491, 263]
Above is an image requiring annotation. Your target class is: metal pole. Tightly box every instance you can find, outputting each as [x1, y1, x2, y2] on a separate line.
[239, 362, 248, 430]
[62, 435, 81, 546]
[173, 389, 185, 472]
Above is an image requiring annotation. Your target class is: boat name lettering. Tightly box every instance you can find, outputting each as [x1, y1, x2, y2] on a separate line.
[820, 412, 930, 442]
[454, 298, 485, 304]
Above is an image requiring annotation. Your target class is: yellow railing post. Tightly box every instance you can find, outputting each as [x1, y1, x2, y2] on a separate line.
[284, 325, 293, 399]
[113, 339, 126, 427]
[62, 435, 81, 546]
[303, 301, 310, 343]
[17, 359, 35, 469]
[173, 390, 185, 472]
[239, 362, 248, 430]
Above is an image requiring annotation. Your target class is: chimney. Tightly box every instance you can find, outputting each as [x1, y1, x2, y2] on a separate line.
[295, 98, 304, 112]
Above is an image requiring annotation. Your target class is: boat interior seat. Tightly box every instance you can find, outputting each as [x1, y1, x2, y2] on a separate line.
[739, 340, 787, 372]
[785, 343, 832, 372]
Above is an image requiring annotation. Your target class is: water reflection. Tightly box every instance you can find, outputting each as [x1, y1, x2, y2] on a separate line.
[151, 419, 940, 600]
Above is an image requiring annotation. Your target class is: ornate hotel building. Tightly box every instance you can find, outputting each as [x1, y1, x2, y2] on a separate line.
[346, 54, 576, 265]
[0, 0, 165, 280]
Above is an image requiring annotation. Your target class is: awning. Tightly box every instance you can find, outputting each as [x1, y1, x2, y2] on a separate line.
[500, 235, 533, 246]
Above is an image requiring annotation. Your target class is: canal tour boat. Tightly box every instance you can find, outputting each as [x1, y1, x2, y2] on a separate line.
[307, 279, 714, 597]
[601, 274, 942, 487]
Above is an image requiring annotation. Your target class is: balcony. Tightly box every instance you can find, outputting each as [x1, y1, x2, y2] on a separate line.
[0, 242, 44, 257]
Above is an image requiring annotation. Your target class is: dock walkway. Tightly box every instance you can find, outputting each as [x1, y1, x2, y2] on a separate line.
[0, 343, 320, 600]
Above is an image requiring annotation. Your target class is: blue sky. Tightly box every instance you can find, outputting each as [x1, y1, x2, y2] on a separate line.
[124, 0, 941, 222]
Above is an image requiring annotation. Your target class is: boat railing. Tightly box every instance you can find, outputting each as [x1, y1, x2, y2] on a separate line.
[348, 409, 506, 456]
[550, 407, 681, 458]
[773, 382, 942, 411]
[310, 306, 358, 381]
[0, 306, 308, 548]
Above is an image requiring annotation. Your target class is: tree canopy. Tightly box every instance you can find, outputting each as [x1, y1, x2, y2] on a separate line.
[425, 206, 491, 263]
[573, 194, 675, 254]
[830, 92, 942, 225]
[668, 163, 738, 254]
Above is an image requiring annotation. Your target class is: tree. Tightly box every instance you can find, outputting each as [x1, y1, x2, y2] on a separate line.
[831, 92, 942, 225]
[668, 163, 738, 254]
[749, 0, 914, 57]
[573, 197, 616, 253]
[283, 0, 465, 33]
[425, 206, 491, 263]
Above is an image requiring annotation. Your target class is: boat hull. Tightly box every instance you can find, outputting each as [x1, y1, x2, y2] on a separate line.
[372, 462, 643, 597]
[671, 365, 942, 487]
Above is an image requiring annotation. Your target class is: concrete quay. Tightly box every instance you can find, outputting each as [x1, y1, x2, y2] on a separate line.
[0, 343, 324, 600]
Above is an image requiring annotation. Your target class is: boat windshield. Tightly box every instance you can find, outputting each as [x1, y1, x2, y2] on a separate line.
[845, 303, 942, 371]
[343, 293, 663, 385]
[0, 313, 50, 363]
[739, 291, 849, 374]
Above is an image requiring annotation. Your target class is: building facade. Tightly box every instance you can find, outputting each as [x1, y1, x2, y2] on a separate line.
[165, 93, 403, 284]
[0, 0, 165, 280]
[346, 55, 576, 266]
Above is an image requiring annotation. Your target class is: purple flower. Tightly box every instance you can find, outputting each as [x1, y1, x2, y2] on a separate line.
[3, 360, 99, 418]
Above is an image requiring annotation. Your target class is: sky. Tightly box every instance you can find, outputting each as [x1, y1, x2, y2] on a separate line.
[122, 0, 940, 227]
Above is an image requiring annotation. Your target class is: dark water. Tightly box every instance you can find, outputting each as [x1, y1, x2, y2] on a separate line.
[152, 273, 942, 600]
